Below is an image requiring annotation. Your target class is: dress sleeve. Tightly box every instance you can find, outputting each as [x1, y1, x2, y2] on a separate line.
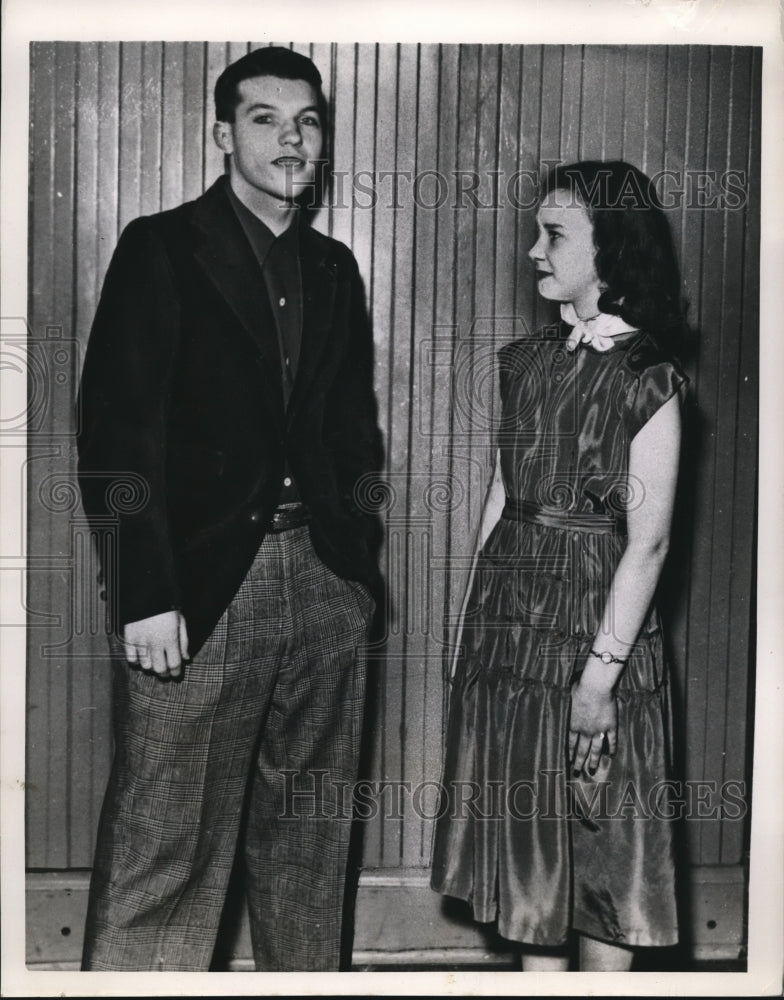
[623, 342, 689, 441]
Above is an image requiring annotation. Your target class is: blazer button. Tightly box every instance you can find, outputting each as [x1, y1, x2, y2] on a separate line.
[250, 511, 260, 523]
[283, 477, 292, 487]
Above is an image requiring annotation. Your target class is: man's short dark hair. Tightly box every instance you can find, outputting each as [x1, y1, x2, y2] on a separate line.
[214, 46, 325, 123]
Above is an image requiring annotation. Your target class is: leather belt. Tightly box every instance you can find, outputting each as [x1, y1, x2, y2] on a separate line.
[502, 497, 627, 535]
[267, 503, 311, 533]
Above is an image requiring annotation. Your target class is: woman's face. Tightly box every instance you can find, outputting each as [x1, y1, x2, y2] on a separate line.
[528, 188, 602, 318]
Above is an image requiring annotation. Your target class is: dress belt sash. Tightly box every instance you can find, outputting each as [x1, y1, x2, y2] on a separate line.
[502, 497, 627, 535]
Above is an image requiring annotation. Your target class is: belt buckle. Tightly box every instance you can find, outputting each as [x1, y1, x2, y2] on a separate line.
[270, 503, 308, 533]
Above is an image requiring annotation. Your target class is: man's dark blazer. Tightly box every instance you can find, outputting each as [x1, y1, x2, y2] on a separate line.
[77, 176, 382, 656]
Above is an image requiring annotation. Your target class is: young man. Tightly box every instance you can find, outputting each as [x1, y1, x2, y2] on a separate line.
[77, 46, 381, 972]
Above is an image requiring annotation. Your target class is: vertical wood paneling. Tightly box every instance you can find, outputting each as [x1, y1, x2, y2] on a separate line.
[535, 47, 568, 334]
[432, 39, 458, 623]
[706, 47, 743, 867]
[660, 44, 691, 696]
[702, 49, 737, 869]
[412, 43, 447, 863]
[27, 43, 759, 906]
[679, 46, 712, 866]
[369, 41, 401, 867]
[307, 40, 333, 240]
[579, 46, 606, 161]
[387, 41, 421, 867]
[519, 46, 543, 330]
[204, 44, 228, 191]
[27, 42, 114, 868]
[621, 48, 649, 168]
[559, 46, 583, 162]
[330, 45, 356, 252]
[349, 44, 377, 288]
[74, 43, 101, 405]
[70, 43, 114, 865]
[540, 47, 565, 165]
[718, 47, 759, 865]
[140, 43, 164, 216]
[643, 47, 668, 175]
[47, 40, 76, 866]
[27, 40, 58, 866]
[433, 42, 462, 743]
[496, 46, 522, 325]
[602, 47, 626, 155]
[452, 44, 485, 573]
[182, 44, 206, 205]
[118, 43, 144, 226]
[690, 46, 730, 865]
[733, 48, 761, 867]
[64, 41, 104, 861]
[397, 43, 428, 868]
[476, 44, 501, 327]
[161, 43, 185, 210]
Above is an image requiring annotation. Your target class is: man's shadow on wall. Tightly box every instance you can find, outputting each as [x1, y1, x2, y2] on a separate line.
[646, 324, 751, 972]
[652, 326, 750, 972]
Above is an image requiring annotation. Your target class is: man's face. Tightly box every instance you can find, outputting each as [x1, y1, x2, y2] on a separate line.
[214, 75, 323, 211]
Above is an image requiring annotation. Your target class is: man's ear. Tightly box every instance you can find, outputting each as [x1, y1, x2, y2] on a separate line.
[213, 121, 234, 155]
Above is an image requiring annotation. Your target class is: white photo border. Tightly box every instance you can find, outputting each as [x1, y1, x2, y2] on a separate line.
[2, 0, 782, 996]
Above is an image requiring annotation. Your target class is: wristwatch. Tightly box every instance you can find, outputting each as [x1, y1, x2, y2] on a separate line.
[589, 649, 626, 666]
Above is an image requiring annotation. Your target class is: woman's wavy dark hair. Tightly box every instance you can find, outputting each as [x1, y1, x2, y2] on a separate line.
[542, 160, 687, 340]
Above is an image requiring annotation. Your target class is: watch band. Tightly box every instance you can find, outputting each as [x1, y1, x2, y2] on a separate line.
[589, 648, 626, 666]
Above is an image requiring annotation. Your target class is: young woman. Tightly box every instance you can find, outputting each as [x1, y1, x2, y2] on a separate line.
[430, 161, 688, 971]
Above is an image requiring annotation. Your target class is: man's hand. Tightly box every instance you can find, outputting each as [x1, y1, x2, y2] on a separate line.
[123, 610, 190, 680]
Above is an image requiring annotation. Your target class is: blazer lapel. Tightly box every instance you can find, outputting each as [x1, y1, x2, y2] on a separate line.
[191, 179, 286, 423]
[286, 226, 337, 426]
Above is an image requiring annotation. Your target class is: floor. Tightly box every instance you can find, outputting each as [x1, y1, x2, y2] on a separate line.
[353, 960, 746, 973]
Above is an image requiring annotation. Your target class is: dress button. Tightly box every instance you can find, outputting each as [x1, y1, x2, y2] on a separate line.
[283, 476, 292, 487]
[279, 296, 286, 307]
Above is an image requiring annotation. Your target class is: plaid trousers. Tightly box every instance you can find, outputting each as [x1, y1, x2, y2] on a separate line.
[81, 526, 374, 971]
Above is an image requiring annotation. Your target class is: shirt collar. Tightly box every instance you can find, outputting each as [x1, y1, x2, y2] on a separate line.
[225, 179, 299, 268]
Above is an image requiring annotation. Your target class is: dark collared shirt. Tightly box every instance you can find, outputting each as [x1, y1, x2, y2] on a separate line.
[226, 181, 302, 503]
